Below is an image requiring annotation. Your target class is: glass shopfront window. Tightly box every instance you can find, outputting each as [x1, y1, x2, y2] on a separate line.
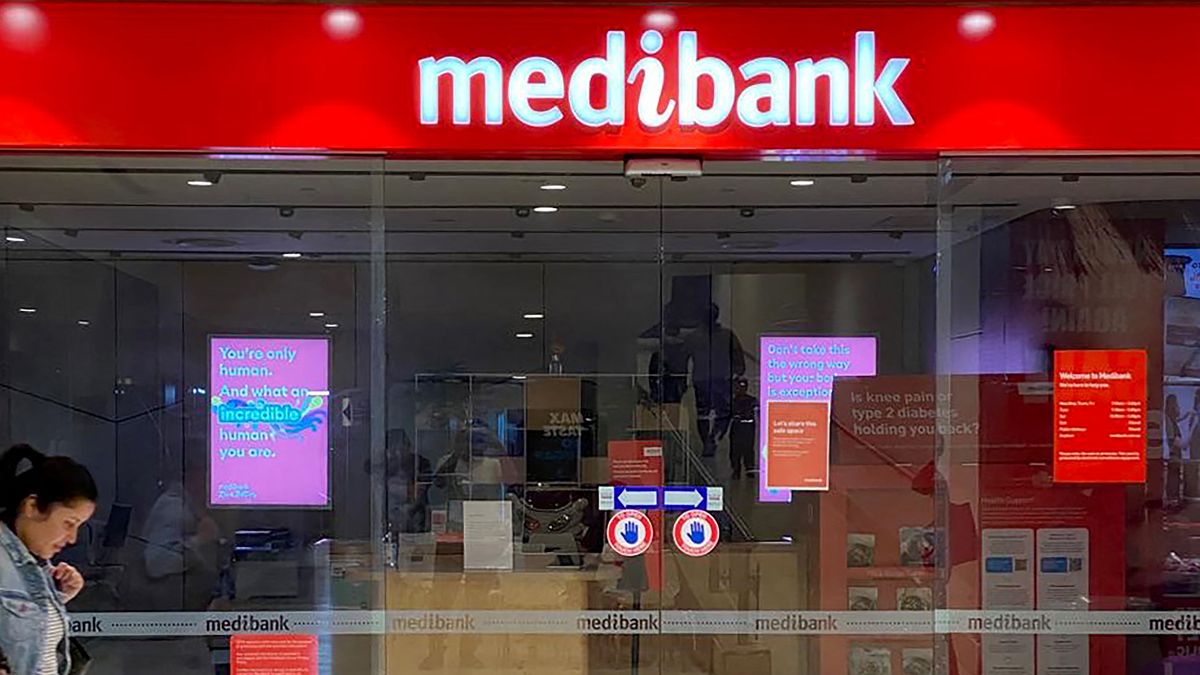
[1, 154, 1195, 675]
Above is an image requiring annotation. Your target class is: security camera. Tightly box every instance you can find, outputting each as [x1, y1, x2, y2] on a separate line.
[629, 176, 647, 189]
[515, 207, 531, 218]
[740, 207, 755, 218]
[279, 207, 295, 218]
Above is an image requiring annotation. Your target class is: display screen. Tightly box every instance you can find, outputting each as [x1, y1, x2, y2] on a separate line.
[759, 336, 877, 499]
[1166, 248, 1200, 298]
[209, 336, 331, 507]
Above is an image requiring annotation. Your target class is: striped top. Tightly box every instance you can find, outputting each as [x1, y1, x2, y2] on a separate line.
[38, 587, 65, 675]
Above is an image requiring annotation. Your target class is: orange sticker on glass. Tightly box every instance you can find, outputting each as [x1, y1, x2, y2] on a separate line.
[231, 634, 317, 675]
[765, 400, 831, 490]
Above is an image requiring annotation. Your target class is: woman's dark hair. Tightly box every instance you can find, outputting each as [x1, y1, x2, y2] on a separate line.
[0, 444, 98, 527]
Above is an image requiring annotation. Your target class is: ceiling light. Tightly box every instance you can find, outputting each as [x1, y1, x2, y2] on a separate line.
[523, 313, 545, 320]
[77, 320, 90, 326]
[309, 311, 326, 318]
[324, 323, 339, 329]
[540, 184, 567, 191]
[18, 307, 36, 313]
[282, 252, 303, 259]
[512, 375, 527, 381]
[533, 206, 558, 214]
[187, 179, 213, 187]
[516, 332, 535, 339]
[789, 179, 815, 187]
[1054, 204, 1077, 211]
[5, 236, 25, 243]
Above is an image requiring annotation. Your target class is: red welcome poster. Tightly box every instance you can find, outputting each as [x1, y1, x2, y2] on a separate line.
[231, 635, 317, 675]
[1053, 350, 1147, 483]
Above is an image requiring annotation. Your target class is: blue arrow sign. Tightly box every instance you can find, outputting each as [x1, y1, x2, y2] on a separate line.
[599, 486, 724, 512]
[663, 487, 705, 509]
[615, 487, 660, 509]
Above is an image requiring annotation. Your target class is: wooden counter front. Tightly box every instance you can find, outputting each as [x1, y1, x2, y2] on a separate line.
[384, 568, 592, 674]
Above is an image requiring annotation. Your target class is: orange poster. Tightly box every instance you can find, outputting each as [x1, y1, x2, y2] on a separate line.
[766, 401, 831, 490]
[1053, 349, 1147, 483]
[231, 634, 317, 675]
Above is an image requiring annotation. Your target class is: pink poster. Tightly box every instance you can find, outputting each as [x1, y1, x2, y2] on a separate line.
[759, 336, 877, 501]
[209, 336, 331, 507]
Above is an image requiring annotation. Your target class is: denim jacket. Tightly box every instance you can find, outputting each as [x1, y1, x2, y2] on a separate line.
[0, 523, 70, 675]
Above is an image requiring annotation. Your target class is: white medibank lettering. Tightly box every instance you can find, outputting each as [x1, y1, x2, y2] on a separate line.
[419, 56, 504, 125]
[418, 30, 912, 129]
[678, 30, 735, 128]
[567, 31, 626, 127]
[628, 30, 674, 128]
[509, 57, 565, 127]
[737, 57, 790, 128]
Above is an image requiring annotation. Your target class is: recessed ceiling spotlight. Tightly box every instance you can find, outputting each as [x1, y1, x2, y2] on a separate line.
[789, 179, 815, 187]
[539, 184, 567, 191]
[77, 320, 90, 326]
[512, 375, 528, 381]
[279, 207, 296, 218]
[187, 179, 213, 187]
[324, 323, 339, 329]
[516, 332, 535, 339]
[740, 207, 755, 218]
[282, 252, 303, 259]
[1054, 204, 1077, 211]
[533, 206, 558, 214]
[523, 313, 545, 320]
[309, 311, 326, 318]
[18, 307, 36, 314]
[5, 236, 25, 243]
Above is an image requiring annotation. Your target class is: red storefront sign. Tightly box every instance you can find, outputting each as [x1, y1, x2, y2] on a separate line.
[7, 4, 1200, 154]
[1053, 349, 1147, 484]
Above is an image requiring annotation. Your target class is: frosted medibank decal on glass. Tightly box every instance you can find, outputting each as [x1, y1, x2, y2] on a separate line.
[209, 336, 331, 508]
[1052, 349, 1147, 484]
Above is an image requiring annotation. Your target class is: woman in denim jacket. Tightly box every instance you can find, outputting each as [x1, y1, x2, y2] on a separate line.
[0, 445, 96, 675]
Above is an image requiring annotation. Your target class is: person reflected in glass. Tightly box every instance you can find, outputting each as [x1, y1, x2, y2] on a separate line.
[425, 419, 505, 670]
[0, 444, 98, 675]
[139, 454, 222, 612]
[729, 377, 758, 480]
[685, 303, 746, 458]
[367, 429, 431, 534]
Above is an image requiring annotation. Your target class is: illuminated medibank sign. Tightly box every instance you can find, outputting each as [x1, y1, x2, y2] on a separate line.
[418, 30, 912, 129]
